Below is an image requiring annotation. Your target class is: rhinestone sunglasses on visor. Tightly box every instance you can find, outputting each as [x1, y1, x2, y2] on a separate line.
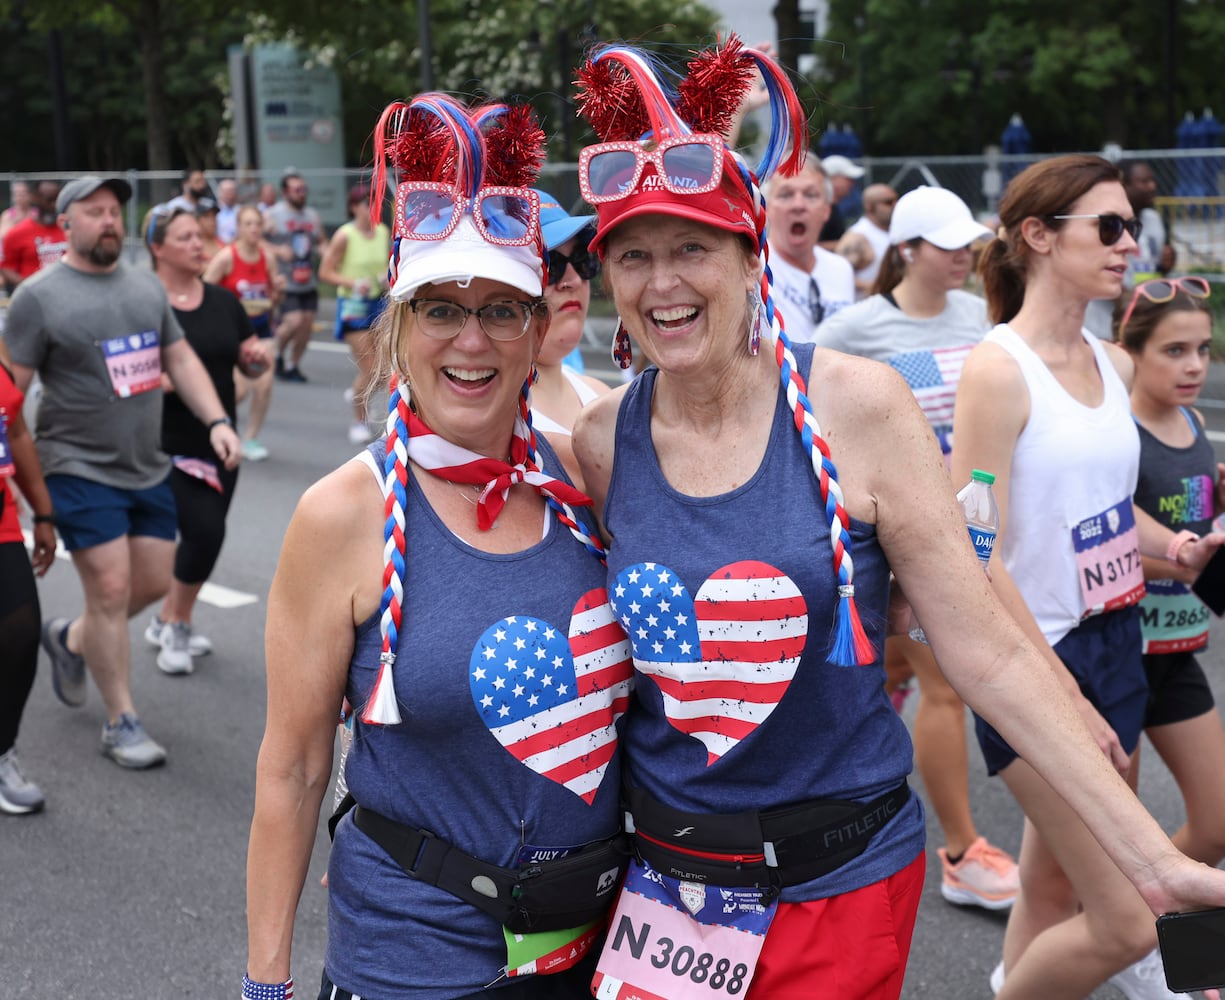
[579, 135, 726, 204]
[1118, 275, 1211, 334]
[394, 182, 540, 245]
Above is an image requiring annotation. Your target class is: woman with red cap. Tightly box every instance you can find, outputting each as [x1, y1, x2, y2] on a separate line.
[569, 39, 1225, 999]
[245, 95, 631, 1000]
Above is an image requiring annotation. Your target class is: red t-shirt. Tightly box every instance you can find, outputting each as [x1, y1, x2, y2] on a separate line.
[1, 218, 67, 279]
[217, 244, 273, 305]
[0, 364, 26, 544]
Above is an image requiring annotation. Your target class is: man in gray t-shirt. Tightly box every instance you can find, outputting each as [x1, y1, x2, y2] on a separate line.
[264, 172, 325, 383]
[4, 175, 241, 771]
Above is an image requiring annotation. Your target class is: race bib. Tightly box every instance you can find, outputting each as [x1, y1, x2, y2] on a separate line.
[101, 330, 161, 398]
[0, 417, 14, 477]
[171, 456, 222, 493]
[1072, 499, 1145, 617]
[593, 860, 775, 1000]
[1138, 579, 1210, 654]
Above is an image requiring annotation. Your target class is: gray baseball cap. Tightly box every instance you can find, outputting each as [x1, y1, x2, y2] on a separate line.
[57, 175, 133, 215]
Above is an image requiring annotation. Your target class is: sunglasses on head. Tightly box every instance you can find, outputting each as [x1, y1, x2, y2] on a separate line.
[546, 246, 600, 285]
[1046, 212, 1142, 246]
[579, 135, 726, 204]
[1118, 276, 1211, 334]
[394, 182, 540, 246]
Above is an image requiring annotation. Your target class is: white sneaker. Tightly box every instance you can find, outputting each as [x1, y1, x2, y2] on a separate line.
[1109, 949, 1190, 1000]
[155, 621, 194, 675]
[348, 422, 374, 445]
[989, 960, 1004, 995]
[144, 616, 212, 657]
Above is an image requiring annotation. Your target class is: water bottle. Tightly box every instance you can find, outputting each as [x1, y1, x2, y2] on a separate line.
[909, 469, 999, 644]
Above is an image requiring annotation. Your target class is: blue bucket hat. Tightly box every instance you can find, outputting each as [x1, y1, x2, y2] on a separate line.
[532, 189, 596, 251]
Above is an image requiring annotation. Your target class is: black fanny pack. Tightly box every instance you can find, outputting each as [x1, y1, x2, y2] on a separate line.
[625, 780, 911, 889]
[336, 797, 628, 934]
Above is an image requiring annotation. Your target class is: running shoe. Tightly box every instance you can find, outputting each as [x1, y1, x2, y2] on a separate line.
[144, 616, 212, 658]
[241, 438, 269, 462]
[938, 836, 1019, 910]
[989, 960, 1004, 995]
[41, 617, 86, 707]
[0, 748, 45, 814]
[155, 621, 194, 675]
[100, 714, 166, 769]
[1109, 948, 1191, 1000]
[276, 366, 308, 384]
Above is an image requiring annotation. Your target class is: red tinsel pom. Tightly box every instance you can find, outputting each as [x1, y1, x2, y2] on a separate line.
[575, 58, 653, 142]
[391, 107, 458, 184]
[483, 104, 546, 188]
[676, 38, 756, 137]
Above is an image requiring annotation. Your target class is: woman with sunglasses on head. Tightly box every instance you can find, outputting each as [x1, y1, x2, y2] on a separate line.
[245, 95, 632, 1000]
[951, 156, 1225, 1000]
[142, 204, 269, 674]
[1115, 277, 1225, 948]
[525, 189, 609, 479]
[571, 46, 1225, 1000]
[813, 185, 1021, 916]
[204, 203, 283, 462]
[319, 183, 391, 445]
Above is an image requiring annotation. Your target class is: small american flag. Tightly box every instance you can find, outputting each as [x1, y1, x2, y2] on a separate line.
[610, 561, 808, 765]
[886, 344, 973, 454]
[471, 589, 632, 804]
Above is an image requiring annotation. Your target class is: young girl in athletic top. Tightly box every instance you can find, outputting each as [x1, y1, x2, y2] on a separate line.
[1117, 278, 1225, 919]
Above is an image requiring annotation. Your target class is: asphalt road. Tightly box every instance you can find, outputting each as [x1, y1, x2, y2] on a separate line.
[5, 331, 1225, 998]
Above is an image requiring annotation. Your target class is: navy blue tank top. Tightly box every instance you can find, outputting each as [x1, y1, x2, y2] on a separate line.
[604, 343, 924, 902]
[327, 436, 630, 998]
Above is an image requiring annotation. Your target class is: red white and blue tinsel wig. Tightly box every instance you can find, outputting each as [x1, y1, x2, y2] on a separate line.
[575, 38, 875, 667]
[360, 94, 608, 725]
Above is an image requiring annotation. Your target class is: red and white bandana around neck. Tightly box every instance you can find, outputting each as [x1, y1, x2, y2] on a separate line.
[403, 407, 592, 530]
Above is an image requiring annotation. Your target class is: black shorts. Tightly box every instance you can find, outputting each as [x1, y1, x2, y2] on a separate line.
[975, 606, 1149, 776]
[282, 290, 319, 314]
[1143, 651, 1216, 727]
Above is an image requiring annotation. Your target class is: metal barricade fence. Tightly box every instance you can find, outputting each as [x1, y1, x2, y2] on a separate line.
[6, 148, 1225, 275]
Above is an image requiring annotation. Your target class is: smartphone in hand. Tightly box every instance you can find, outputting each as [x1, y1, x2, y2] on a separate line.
[1191, 545, 1225, 616]
[1156, 909, 1225, 991]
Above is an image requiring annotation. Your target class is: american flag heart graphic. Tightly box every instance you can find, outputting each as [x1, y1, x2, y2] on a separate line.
[610, 561, 808, 765]
[470, 589, 633, 804]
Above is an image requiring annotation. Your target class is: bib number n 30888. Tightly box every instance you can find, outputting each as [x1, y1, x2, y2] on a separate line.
[592, 861, 774, 1000]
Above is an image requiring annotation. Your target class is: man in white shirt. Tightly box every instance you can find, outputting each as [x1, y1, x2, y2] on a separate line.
[764, 156, 856, 343]
[847, 183, 898, 293]
[215, 178, 240, 243]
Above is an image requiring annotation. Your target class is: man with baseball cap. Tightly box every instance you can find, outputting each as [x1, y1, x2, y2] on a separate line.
[817, 154, 866, 247]
[4, 174, 241, 770]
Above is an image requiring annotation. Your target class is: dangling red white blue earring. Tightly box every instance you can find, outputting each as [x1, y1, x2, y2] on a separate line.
[612, 318, 633, 370]
[748, 287, 766, 356]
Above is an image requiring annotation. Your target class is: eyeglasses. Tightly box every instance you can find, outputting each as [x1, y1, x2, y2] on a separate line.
[395, 183, 540, 245]
[546, 246, 600, 285]
[579, 135, 726, 204]
[1046, 213, 1142, 246]
[1118, 276, 1211, 334]
[408, 298, 544, 341]
[145, 202, 196, 246]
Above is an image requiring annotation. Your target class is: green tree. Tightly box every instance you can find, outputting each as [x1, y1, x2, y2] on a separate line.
[817, 0, 1225, 156]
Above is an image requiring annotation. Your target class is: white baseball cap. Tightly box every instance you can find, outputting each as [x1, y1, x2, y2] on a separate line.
[389, 214, 544, 302]
[888, 186, 993, 250]
[821, 155, 865, 180]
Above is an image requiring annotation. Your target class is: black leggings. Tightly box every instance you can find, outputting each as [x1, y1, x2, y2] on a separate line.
[0, 540, 40, 754]
[169, 464, 239, 585]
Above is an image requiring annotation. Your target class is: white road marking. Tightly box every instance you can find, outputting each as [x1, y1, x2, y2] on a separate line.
[22, 530, 260, 608]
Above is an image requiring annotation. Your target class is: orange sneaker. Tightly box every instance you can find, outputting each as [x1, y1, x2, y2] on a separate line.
[937, 836, 1019, 911]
